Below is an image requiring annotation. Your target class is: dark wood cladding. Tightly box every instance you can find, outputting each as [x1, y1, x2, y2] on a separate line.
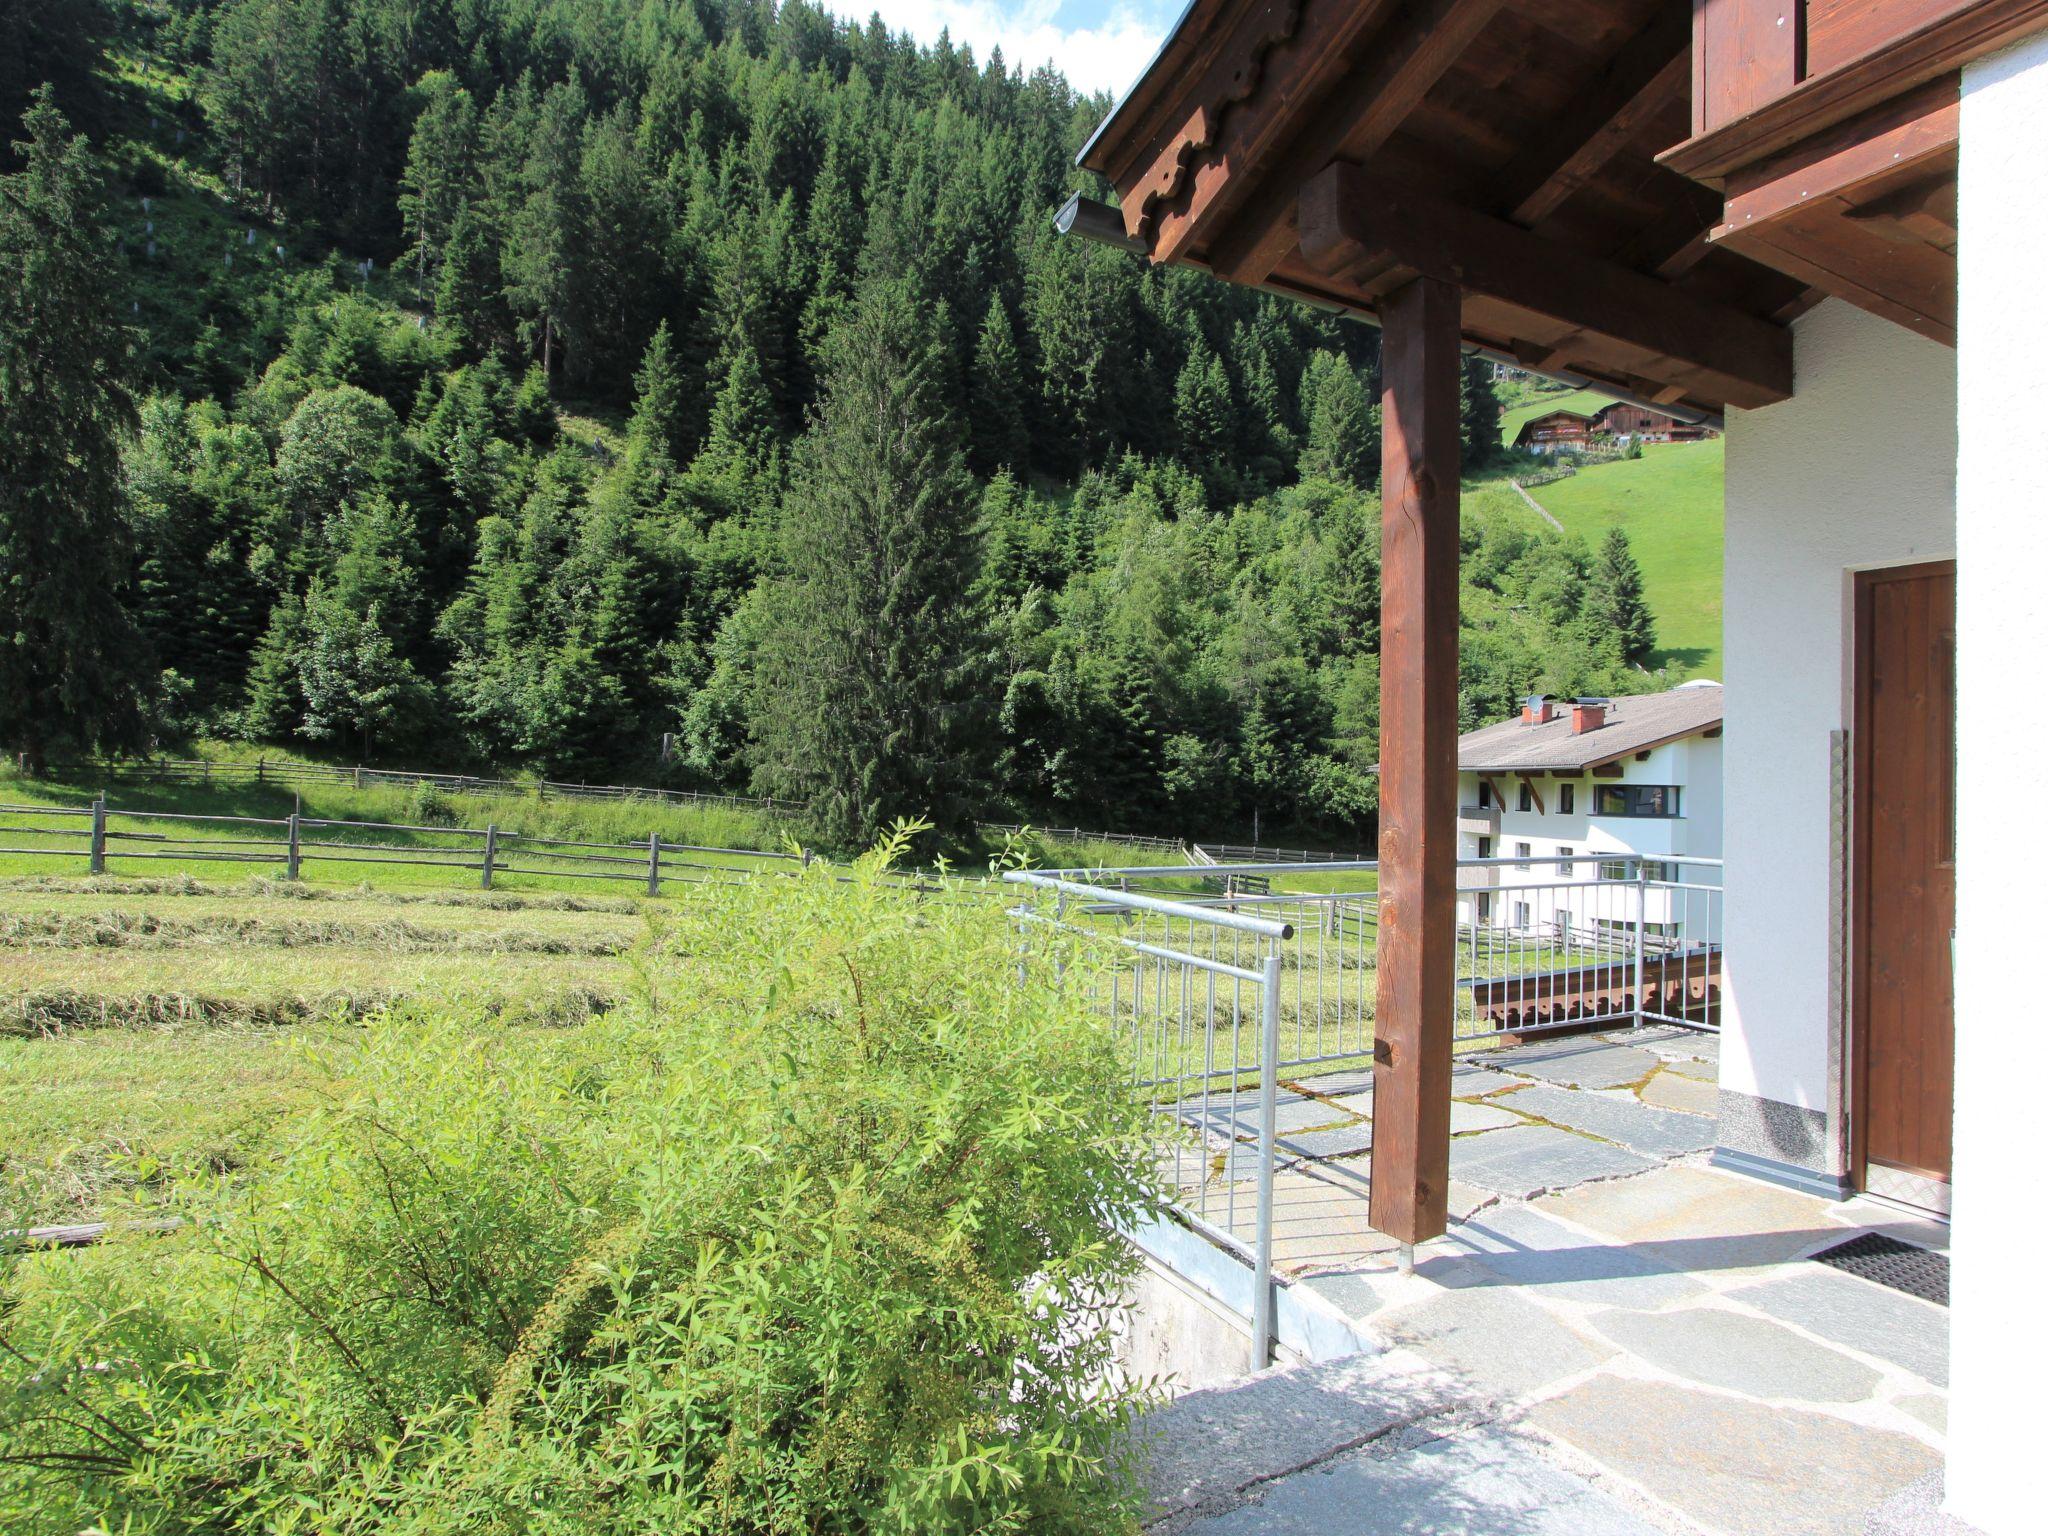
[1692, 0, 1803, 138]
[1807, 0, 1979, 80]
[1369, 276, 1461, 1248]
[1666, 0, 2048, 179]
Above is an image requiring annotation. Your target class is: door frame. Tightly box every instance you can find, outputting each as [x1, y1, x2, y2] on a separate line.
[1848, 557, 1956, 1198]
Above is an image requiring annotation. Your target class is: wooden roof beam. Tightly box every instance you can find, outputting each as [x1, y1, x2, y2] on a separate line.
[1204, 0, 1508, 287]
[1491, 6, 1693, 229]
[1298, 162, 1794, 407]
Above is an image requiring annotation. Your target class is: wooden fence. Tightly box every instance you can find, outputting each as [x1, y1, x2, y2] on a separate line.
[20, 756, 1374, 867]
[0, 797, 804, 894]
[33, 756, 809, 817]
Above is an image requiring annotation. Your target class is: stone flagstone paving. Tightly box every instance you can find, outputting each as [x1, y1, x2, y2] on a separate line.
[1143, 1027, 1954, 1536]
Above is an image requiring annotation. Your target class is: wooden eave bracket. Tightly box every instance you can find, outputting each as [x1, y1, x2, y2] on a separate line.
[1710, 77, 1958, 240]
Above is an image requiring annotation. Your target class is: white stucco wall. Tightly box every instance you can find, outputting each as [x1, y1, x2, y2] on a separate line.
[1948, 31, 2048, 1536]
[1720, 301, 1956, 1122]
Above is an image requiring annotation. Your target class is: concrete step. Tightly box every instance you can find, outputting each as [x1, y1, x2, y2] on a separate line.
[1137, 1348, 1469, 1526]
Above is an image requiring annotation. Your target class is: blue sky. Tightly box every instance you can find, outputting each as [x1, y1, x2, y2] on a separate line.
[845, 0, 1176, 97]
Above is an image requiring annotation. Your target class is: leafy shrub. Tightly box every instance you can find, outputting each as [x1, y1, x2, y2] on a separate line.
[407, 780, 459, 826]
[0, 833, 1159, 1532]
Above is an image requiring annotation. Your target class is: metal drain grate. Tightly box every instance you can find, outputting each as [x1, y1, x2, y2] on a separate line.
[1813, 1232, 1948, 1306]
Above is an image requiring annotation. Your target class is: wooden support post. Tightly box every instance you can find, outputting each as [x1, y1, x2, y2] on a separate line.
[1369, 275, 1461, 1248]
[89, 793, 106, 875]
[285, 813, 301, 880]
[481, 823, 497, 889]
[646, 832, 661, 896]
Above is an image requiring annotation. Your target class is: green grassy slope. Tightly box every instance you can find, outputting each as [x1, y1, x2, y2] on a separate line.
[1523, 439, 1726, 678]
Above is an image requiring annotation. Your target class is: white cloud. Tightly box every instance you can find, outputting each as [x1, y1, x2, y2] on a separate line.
[840, 0, 1169, 99]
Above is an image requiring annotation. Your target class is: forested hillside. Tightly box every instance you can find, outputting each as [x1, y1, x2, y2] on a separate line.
[1, 0, 1669, 851]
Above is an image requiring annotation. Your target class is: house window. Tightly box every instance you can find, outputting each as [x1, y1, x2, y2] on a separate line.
[1513, 901, 1531, 928]
[1477, 893, 1493, 922]
[1477, 780, 1493, 808]
[1515, 841, 1532, 871]
[1476, 836, 1493, 860]
[1593, 784, 1681, 818]
[1600, 858, 1676, 882]
[1557, 845, 1574, 875]
[1558, 783, 1575, 814]
[1517, 782, 1533, 812]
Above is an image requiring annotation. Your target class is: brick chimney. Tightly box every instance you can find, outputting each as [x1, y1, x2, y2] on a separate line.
[1522, 694, 1556, 726]
[1571, 698, 1607, 734]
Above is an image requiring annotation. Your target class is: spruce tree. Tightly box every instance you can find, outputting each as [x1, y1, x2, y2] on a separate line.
[241, 591, 308, 739]
[1173, 340, 1235, 502]
[0, 88, 146, 761]
[627, 320, 688, 468]
[1586, 527, 1657, 663]
[1297, 352, 1376, 488]
[436, 203, 505, 358]
[966, 295, 1029, 475]
[398, 71, 477, 304]
[1460, 356, 1502, 468]
[751, 278, 990, 851]
[691, 335, 781, 495]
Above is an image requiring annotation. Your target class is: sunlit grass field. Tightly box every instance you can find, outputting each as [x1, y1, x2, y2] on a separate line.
[1521, 439, 1726, 677]
[0, 873, 662, 1231]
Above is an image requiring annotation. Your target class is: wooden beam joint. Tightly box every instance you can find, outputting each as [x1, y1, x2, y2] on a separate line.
[1297, 162, 1795, 407]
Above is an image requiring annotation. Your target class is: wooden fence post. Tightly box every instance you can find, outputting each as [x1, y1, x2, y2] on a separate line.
[256, 757, 266, 787]
[89, 793, 106, 875]
[353, 765, 363, 791]
[285, 813, 301, 880]
[481, 823, 497, 889]
[646, 832, 661, 896]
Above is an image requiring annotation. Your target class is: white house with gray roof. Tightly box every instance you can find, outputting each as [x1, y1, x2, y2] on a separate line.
[1455, 682, 1723, 943]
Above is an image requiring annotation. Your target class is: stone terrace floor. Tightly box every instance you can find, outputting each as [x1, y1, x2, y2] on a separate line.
[1143, 1027, 1956, 1535]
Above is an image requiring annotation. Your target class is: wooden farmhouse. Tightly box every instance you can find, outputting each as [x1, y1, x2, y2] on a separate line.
[1510, 407, 1599, 451]
[1057, 3, 2045, 1528]
[1511, 398, 1720, 451]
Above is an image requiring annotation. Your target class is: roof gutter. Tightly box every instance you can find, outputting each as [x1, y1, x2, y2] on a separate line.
[1053, 193, 1147, 254]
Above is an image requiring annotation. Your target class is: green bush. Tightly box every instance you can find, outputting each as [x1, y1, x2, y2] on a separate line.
[0, 833, 1160, 1532]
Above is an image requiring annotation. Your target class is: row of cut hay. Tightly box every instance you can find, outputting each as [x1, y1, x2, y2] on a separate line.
[0, 909, 637, 955]
[1, 986, 618, 1038]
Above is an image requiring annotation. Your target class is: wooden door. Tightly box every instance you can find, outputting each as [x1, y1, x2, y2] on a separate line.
[1853, 562, 1956, 1196]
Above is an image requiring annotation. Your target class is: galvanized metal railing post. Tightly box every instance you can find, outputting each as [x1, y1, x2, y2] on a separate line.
[1054, 889, 1068, 983]
[481, 823, 497, 889]
[1633, 857, 1649, 1030]
[285, 812, 301, 880]
[88, 793, 106, 875]
[1251, 950, 1282, 1373]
